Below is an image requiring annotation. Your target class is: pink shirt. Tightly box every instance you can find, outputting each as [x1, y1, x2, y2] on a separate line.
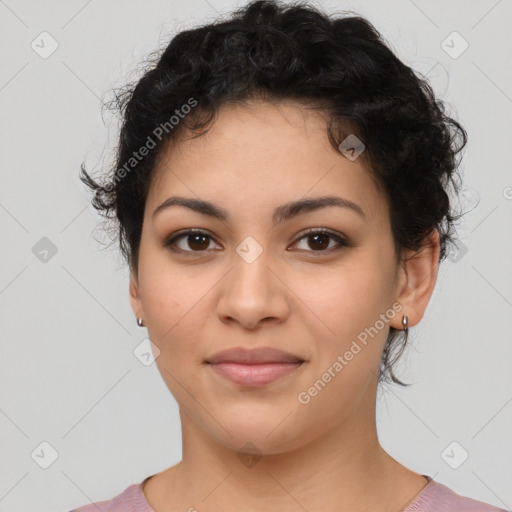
[69, 474, 509, 512]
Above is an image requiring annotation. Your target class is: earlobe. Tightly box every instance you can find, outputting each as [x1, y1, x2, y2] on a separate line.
[393, 229, 440, 330]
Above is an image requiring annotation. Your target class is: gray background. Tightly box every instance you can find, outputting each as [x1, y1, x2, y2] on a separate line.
[0, 0, 511, 511]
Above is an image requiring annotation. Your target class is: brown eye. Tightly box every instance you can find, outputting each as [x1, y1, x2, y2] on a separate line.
[164, 229, 219, 254]
[185, 233, 210, 251]
[292, 229, 349, 253]
[306, 232, 330, 250]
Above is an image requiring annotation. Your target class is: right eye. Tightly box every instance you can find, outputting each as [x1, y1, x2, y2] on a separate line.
[164, 229, 221, 254]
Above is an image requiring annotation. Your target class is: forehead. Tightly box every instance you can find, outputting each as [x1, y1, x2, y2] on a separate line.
[147, 100, 388, 227]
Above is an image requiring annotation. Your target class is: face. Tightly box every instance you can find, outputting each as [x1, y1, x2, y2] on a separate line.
[130, 100, 419, 455]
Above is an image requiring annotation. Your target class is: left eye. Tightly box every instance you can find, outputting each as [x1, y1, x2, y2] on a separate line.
[292, 229, 349, 253]
[164, 229, 349, 254]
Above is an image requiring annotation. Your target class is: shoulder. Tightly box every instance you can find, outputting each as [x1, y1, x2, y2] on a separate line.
[405, 478, 509, 512]
[68, 478, 154, 512]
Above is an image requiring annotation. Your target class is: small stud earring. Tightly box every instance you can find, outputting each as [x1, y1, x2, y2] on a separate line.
[401, 314, 408, 333]
[137, 317, 144, 327]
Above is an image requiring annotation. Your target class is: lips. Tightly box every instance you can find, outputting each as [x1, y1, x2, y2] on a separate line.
[205, 347, 306, 388]
[205, 346, 305, 365]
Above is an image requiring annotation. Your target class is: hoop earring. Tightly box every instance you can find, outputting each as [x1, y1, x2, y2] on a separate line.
[137, 317, 144, 327]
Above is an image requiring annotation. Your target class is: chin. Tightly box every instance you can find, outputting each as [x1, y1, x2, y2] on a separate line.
[208, 414, 306, 456]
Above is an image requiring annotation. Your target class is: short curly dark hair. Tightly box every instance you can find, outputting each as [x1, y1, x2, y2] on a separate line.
[80, 0, 468, 387]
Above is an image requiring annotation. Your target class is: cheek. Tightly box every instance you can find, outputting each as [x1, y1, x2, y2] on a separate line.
[295, 260, 392, 363]
[139, 264, 193, 352]
[139, 247, 191, 322]
[145, 281, 210, 399]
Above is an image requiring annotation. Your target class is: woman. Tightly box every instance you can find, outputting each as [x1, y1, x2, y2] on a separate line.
[70, 1, 508, 511]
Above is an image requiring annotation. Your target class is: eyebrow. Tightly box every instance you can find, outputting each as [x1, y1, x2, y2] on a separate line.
[152, 195, 366, 224]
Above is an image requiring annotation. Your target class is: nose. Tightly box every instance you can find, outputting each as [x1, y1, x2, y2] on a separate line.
[216, 247, 290, 330]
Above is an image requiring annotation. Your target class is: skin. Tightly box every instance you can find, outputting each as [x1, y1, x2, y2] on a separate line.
[129, 99, 440, 512]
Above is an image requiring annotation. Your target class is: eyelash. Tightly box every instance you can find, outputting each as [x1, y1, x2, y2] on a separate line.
[163, 228, 350, 256]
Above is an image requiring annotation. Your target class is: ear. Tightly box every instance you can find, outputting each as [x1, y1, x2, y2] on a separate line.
[129, 270, 144, 321]
[391, 229, 440, 330]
